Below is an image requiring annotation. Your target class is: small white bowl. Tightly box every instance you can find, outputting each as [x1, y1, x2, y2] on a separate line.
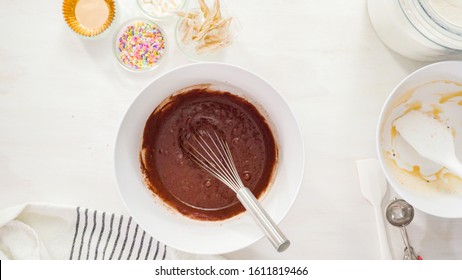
[136, 0, 186, 21]
[114, 63, 304, 254]
[113, 18, 168, 72]
[377, 61, 462, 218]
[174, 0, 242, 62]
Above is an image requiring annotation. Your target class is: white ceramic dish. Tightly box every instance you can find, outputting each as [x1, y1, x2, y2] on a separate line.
[377, 61, 462, 218]
[137, 0, 186, 21]
[113, 18, 168, 72]
[114, 63, 304, 254]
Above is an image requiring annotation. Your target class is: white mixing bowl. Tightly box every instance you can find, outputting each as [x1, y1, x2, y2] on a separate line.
[114, 63, 304, 254]
[377, 61, 462, 218]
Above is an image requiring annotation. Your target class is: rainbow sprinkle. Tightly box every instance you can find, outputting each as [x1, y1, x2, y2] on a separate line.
[117, 20, 166, 71]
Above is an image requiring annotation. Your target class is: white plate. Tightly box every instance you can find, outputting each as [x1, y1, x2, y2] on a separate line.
[377, 61, 462, 218]
[115, 63, 304, 254]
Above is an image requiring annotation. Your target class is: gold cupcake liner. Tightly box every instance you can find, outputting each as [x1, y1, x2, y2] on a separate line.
[62, 0, 117, 37]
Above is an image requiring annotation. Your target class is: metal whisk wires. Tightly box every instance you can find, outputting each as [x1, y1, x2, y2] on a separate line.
[181, 129, 243, 193]
[180, 127, 290, 252]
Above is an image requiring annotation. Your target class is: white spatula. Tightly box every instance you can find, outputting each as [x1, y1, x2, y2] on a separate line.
[357, 158, 392, 260]
[394, 110, 462, 179]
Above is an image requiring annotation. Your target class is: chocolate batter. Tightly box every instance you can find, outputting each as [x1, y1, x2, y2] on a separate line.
[140, 85, 277, 221]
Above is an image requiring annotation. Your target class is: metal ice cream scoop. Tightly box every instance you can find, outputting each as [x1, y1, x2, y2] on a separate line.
[386, 198, 418, 260]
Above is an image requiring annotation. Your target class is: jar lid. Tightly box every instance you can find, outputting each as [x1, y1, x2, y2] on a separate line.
[400, 0, 462, 50]
[422, 0, 462, 32]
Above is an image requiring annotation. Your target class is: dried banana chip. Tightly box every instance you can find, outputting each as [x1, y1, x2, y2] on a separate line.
[198, 0, 209, 18]
[196, 38, 231, 55]
[176, 0, 233, 55]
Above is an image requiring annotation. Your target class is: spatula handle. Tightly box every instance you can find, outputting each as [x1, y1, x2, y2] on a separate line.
[446, 159, 462, 179]
[374, 204, 393, 260]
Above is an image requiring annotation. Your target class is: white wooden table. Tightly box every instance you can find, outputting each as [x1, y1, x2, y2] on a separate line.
[0, 0, 460, 259]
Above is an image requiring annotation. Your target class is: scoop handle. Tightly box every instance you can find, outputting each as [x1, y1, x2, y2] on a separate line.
[237, 187, 290, 252]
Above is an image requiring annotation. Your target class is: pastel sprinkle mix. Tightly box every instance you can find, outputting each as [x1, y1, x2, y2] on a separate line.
[117, 21, 165, 70]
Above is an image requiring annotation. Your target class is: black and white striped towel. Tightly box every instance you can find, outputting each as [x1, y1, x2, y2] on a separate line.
[0, 203, 215, 260]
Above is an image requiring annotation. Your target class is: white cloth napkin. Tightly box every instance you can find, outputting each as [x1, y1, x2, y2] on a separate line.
[0, 203, 217, 260]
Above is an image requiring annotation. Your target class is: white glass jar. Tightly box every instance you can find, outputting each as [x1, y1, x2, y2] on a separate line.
[368, 0, 462, 61]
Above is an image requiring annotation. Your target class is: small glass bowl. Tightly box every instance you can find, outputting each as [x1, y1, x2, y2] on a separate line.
[113, 18, 168, 72]
[62, 0, 118, 39]
[174, 4, 241, 61]
[136, 0, 186, 21]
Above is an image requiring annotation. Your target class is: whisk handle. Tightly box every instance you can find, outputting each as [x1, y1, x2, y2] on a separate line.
[237, 187, 290, 252]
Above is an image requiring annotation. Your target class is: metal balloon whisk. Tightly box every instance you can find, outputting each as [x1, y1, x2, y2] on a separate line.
[180, 127, 290, 252]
